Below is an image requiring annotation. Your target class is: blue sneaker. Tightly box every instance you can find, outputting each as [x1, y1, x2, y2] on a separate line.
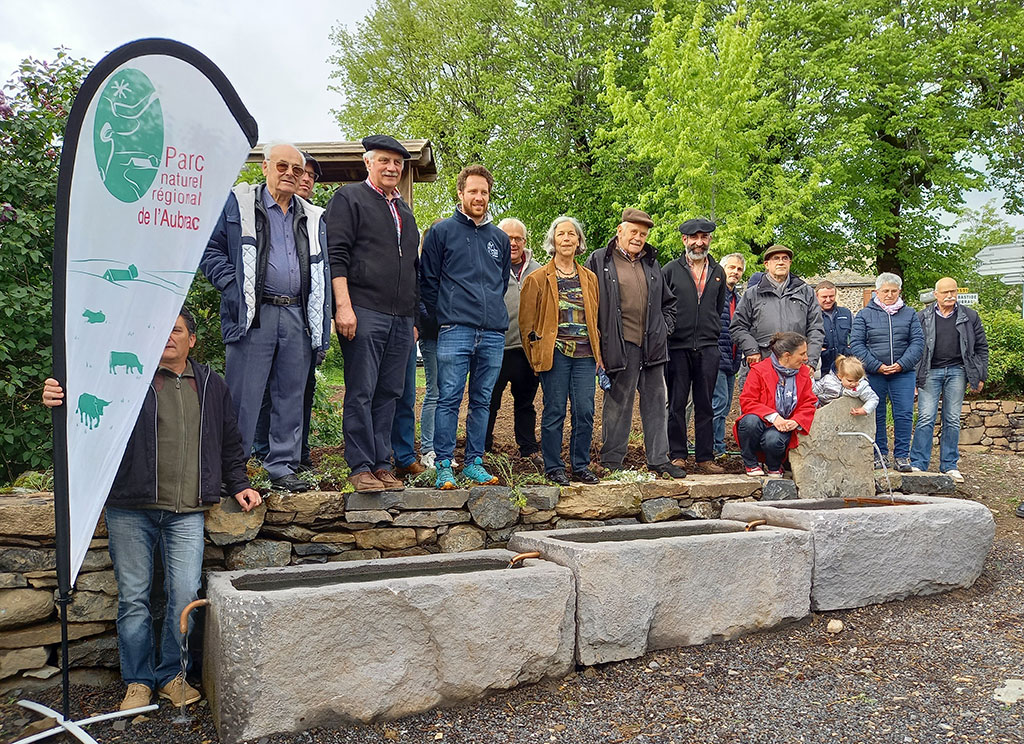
[462, 457, 498, 485]
[435, 460, 456, 490]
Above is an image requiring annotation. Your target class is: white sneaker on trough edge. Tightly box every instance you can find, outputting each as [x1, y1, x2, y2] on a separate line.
[943, 469, 964, 483]
[910, 467, 923, 472]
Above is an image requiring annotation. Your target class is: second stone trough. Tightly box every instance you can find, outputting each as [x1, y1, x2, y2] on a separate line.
[508, 520, 813, 666]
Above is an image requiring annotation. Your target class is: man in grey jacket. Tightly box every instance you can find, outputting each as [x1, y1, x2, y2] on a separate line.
[909, 277, 988, 482]
[730, 244, 824, 370]
[485, 218, 542, 461]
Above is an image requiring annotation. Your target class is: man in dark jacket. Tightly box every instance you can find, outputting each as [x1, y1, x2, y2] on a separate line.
[324, 136, 420, 494]
[201, 143, 331, 493]
[731, 245, 824, 370]
[712, 252, 746, 457]
[662, 217, 727, 473]
[420, 165, 510, 490]
[485, 217, 543, 461]
[585, 209, 683, 478]
[816, 280, 852, 375]
[910, 277, 988, 481]
[43, 309, 260, 712]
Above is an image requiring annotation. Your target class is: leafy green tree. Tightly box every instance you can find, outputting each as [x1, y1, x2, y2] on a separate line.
[0, 52, 91, 481]
[601, 1, 837, 269]
[754, 0, 1024, 291]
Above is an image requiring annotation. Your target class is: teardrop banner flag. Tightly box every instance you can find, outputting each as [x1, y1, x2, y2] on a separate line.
[52, 39, 258, 589]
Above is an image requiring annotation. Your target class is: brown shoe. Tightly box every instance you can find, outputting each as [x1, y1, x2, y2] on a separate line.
[348, 471, 385, 493]
[373, 469, 407, 491]
[120, 683, 152, 711]
[695, 460, 725, 474]
[395, 460, 426, 477]
[157, 674, 201, 706]
[671, 458, 690, 469]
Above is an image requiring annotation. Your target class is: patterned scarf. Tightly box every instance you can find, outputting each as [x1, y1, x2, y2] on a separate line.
[770, 353, 799, 419]
[872, 295, 904, 316]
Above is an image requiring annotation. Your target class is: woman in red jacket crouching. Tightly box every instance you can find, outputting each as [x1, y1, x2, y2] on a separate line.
[734, 332, 816, 477]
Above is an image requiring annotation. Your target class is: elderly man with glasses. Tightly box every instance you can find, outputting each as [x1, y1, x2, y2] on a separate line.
[731, 244, 824, 373]
[201, 142, 332, 493]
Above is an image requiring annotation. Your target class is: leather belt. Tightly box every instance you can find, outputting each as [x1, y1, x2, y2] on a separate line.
[262, 295, 301, 306]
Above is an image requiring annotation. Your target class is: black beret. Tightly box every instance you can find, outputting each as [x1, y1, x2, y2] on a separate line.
[300, 152, 322, 180]
[361, 135, 412, 159]
[677, 217, 717, 235]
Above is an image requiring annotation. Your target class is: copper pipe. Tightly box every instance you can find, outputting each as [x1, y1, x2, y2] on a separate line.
[179, 598, 210, 635]
[744, 519, 768, 531]
[507, 551, 540, 568]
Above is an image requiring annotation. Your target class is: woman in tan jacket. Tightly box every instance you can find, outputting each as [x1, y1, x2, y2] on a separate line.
[519, 216, 603, 486]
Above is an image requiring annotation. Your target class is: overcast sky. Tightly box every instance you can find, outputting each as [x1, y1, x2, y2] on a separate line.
[2, 0, 1021, 242]
[0, 0, 375, 142]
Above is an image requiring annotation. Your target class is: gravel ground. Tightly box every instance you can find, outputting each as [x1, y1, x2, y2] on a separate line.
[3, 452, 1022, 744]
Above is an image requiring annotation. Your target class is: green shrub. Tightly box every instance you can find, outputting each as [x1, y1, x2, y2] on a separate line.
[0, 53, 92, 482]
[308, 368, 344, 448]
[979, 309, 1024, 399]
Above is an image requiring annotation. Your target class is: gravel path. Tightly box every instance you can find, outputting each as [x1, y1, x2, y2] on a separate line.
[3, 453, 1022, 744]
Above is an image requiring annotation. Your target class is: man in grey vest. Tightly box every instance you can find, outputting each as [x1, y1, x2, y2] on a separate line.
[485, 217, 542, 462]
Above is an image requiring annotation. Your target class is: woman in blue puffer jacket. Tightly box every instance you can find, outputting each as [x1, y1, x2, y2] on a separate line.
[850, 272, 924, 472]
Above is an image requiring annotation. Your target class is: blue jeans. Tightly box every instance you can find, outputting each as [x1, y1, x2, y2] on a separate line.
[539, 350, 596, 473]
[105, 507, 205, 689]
[419, 338, 438, 454]
[866, 370, 916, 459]
[434, 325, 505, 462]
[711, 370, 736, 456]
[736, 414, 791, 470]
[390, 340, 419, 467]
[910, 365, 967, 472]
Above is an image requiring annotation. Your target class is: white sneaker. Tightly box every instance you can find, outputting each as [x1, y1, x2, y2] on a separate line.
[943, 469, 964, 483]
[910, 467, 923, 473]
[420, 451, 436, 469]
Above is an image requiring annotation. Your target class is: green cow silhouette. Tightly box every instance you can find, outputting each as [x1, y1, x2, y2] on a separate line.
[76, 393, 111, 430]
[109, 351, 143, 375]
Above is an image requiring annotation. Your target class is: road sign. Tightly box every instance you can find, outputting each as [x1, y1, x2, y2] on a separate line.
[977, 241, 1024, 275]
[957, 292, 979, 306]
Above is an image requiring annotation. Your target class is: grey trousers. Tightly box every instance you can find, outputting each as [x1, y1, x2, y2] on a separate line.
[600, 342, 670, 468]
[225, 304, 312, 480]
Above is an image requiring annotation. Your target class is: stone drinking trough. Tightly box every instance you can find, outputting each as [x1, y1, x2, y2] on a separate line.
[203, 549, 575, 744]
[721, 494, 995, 611]
[508, 520, 813, 666]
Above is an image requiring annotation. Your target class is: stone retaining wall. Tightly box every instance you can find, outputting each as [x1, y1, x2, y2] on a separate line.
[958, 399, 1024, 453]
[0, 475, 764, 693]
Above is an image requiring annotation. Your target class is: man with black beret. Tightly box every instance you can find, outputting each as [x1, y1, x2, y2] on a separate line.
[585, 209, 684, 478]
[661, 217, 727, 473]
[325, 135, 420, 493]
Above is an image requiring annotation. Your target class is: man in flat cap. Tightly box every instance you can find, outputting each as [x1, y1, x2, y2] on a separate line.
[730, 244, 823, 370]
[202, 143, 332, 493]
[325, 136, 420, 493]
[661, 217, 727, 473]
[253, 151, 325, 469]
[585, 209, 685, 478]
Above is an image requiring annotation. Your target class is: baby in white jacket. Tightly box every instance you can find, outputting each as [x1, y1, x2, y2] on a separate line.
[813, 355, 880, 416]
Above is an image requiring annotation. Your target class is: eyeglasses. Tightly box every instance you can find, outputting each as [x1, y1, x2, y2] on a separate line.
[272, 160, 305, 177]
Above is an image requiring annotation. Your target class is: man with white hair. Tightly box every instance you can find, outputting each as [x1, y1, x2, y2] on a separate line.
[712, 252, 746, 457]
[202, 142, 331, 493]
[324, 135, 420, 493]
[485, 217, 543, 463]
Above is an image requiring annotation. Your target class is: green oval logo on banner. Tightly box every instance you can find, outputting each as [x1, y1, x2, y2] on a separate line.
[93, 68, 163, 203]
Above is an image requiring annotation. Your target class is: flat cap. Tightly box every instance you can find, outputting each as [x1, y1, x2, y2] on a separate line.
[763, 244, 794, 260]
[361, 135, 412, 159]
[621, 207, 654, 228]
[300, 151, 322, 180]
[678, 217, 716, 235]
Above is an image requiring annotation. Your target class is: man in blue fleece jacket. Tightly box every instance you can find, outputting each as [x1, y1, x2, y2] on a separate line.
[420, 165, 511, 489]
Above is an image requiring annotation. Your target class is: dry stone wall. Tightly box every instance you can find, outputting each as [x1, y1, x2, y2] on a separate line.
[958, 400, 1024, 453]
